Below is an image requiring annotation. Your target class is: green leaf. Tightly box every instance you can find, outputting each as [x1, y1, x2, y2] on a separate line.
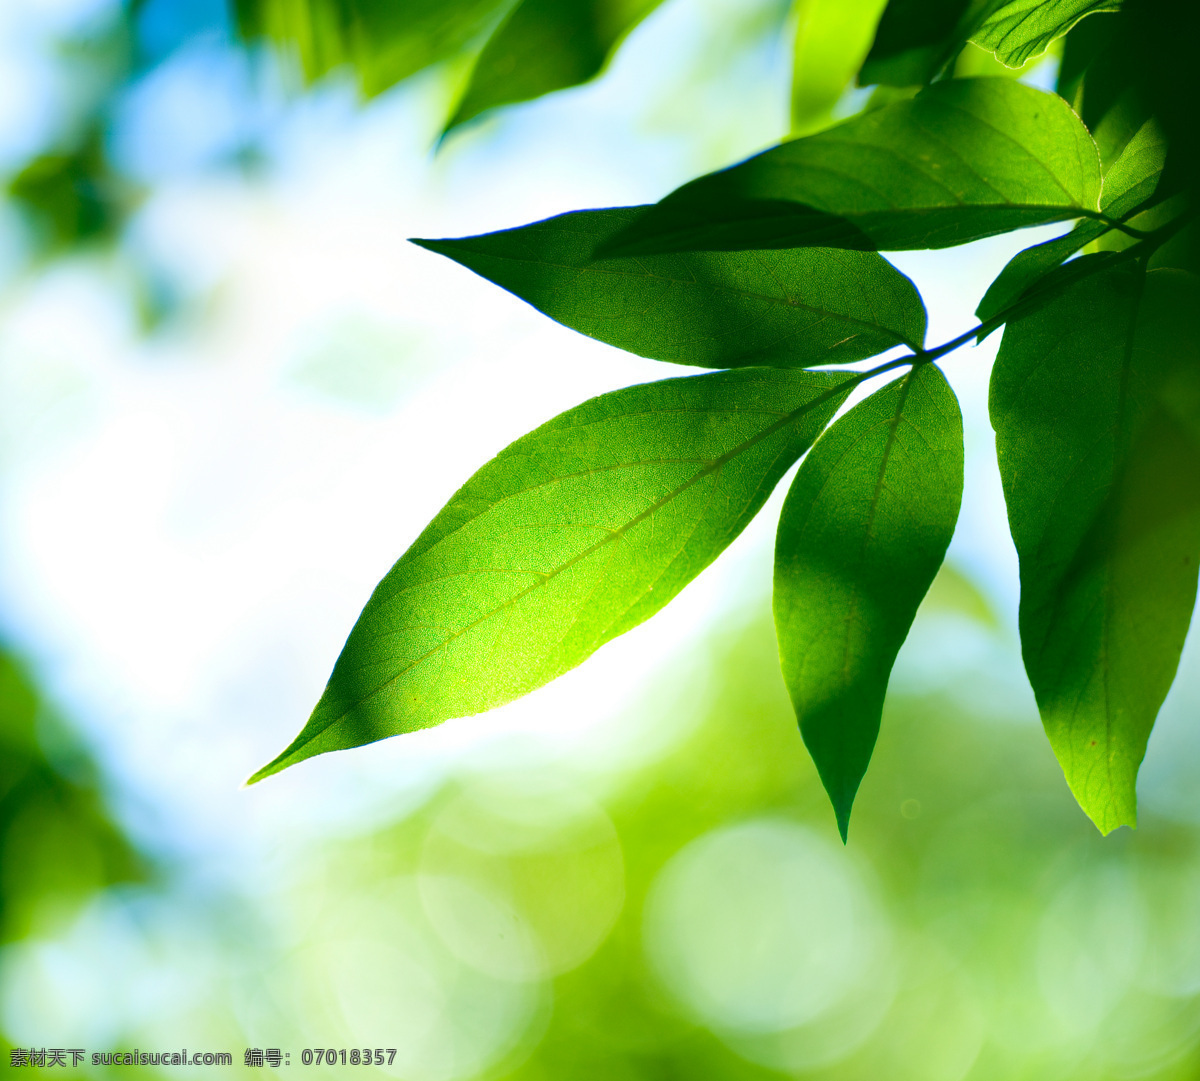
[774, 363, 963, 839]
[974, 221, 1107, 327]
[445, 0, 665, 132]
[8, 125, 133, 253]
[606, 79, 1102, 256]
[414, 207, 927, 368]
[252, 368, 853, 782]
[990, 263, 1200, 833]
[859, 0, 1116, 86]
[1099, 120, 1169, 214]
[790, 0, 890, 135]
[975, 119, 1165, 325]
[972, 0, 1119, 69]
[232, 0, 514, 96]
[858, 0, 978, 88]
[1058, 6, 1148, 166]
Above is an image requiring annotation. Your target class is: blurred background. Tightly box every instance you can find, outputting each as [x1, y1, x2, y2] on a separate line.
[2, 0, 1200, 1077]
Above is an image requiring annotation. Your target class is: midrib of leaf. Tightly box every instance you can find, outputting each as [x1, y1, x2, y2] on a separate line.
[1096, 262, 1146, 803]
[455, 247, 924, 352]
[772, 153, 937, 206]
[842, 372, 914, 686]
[295, 378, 855, 748]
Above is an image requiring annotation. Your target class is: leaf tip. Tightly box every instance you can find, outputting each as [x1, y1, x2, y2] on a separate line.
[818, 772, 861, 844]
[243, 757, 284, 787]
[1085, 802, 1137, 837]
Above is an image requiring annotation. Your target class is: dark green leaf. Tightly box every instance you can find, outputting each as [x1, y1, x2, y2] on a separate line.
[774, 363, 963, 839]
[233, 0, 513, 96]
[858, 0, 976, 87]
[1058, 4, 1148, 167]
[975, 119, 1165, 324]
[414, 207, 926, 368]
[8, 126, 133, 253]
[606, 79, 1101, 256]
[1056, 3, 1110, 103]
[252, 367, 853, 781]
[445, 0, 665, 132]
[972, 0, 1119, 69]
[991, 263, 1200, 833]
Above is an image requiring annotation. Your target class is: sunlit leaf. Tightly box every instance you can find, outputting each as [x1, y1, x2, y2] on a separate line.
[232, 0, 513, 95]
[414, 207, 926, 368]
[972, 0, 1119, 68]
[975, 119, 1165, 324]
[790, 0, 890, 134]
[991, 263, 1200, 833]
[445, 0, 665, 132]
[606, 79, 1101, 256]
[774, 363, 963, 839]
[859, 0, 1116, 86]
[252, 368, 853, 781]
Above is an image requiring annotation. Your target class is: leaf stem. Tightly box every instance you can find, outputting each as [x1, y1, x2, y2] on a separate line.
[891, 205, 1196, 372]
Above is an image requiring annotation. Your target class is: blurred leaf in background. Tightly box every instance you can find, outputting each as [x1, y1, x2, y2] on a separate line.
[231, 0, 514, 96]
[0, 645, 145, 947]
[8, 124, 136, 256]
[293, 603, 1200, 1079]
[444, 0, 669, 133]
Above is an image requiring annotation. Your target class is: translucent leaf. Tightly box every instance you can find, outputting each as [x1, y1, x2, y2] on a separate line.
[790, 0, 890, 135]
[859, 0, 1116, 85]
[972, 0, 1119, 69]
[252, 368, 853, 781]
[990, 263, 1200, 833]
[606, 79, 1101, 256]
[975, 119, 1165, 324]
[774, 364, 963, 838]
[414, 207, 927, 368]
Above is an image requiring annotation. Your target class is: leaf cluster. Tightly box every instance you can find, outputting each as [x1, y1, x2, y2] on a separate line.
[232, 0, 672, 137]
[253, 0, 1200, 839]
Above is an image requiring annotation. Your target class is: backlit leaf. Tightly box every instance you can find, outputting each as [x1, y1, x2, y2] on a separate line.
[606, 79, 1101, 256]
[445, 0, 665, 132]
[972, 0, 1119, 68]
[991, 263, 1200, 833]
[414, 207, 927, 368]
[252, 368, 853, 781]
[791, 0, 890, 135]
[774, 363, 963, 839]
[975, 119, 1165, 324]
[859, 0, 1116, 86]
